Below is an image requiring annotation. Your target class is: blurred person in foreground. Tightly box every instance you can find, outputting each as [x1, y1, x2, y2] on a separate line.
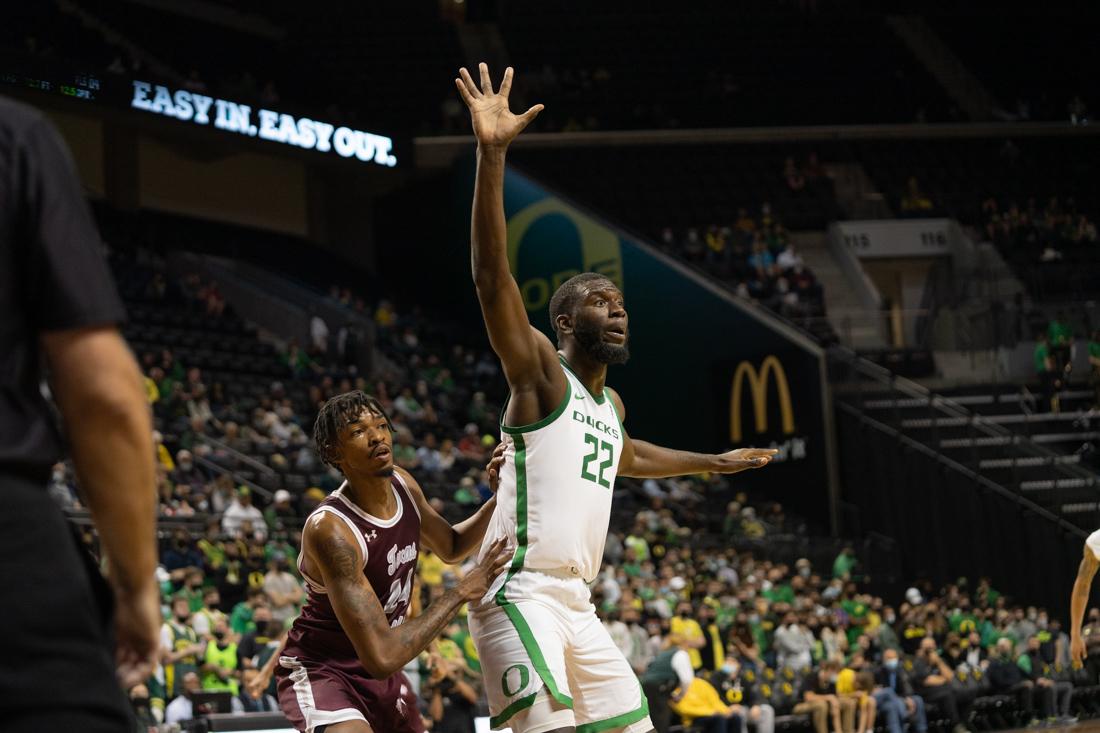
[0, 95, 158, 731]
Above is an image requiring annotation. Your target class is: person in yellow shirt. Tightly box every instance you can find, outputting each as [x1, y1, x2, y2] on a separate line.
[671, 601, 707, 670]
[418, 549, 447, 588]
[671, 676, 739, 732]
[836, 654, 875, 733]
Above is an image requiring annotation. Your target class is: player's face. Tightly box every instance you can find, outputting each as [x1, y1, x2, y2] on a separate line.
[337, 408, 394, 477]
[571, 282, 630, 365]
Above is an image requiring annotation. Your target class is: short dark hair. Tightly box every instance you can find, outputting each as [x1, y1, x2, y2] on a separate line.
[313, 391, 392, 469]
[548, 272, 616, 341]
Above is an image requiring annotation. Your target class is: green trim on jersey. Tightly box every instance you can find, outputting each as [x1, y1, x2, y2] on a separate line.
[500, 380, 573, 435]
[490, 690, 538, 728]
[493, 432, 575, 712]
[574, 685, 650, 733]
[605, 388, 624, 433]
[559, 355, 607, 404]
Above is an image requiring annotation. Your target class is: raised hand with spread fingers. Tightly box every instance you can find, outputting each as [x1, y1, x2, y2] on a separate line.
[455, 63, 544, 149]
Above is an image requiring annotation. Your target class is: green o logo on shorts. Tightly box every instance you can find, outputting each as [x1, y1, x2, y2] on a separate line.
[501, 664, 530, 697]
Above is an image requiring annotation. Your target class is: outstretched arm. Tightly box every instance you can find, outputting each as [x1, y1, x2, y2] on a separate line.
[625, 440, 777, 478]
[607, 388, 777, 478]
[457, 64, 565, 404]
[1071, 543, 1099, 667]
[402, 443, 507, 563]
[307, 513, 512, 679]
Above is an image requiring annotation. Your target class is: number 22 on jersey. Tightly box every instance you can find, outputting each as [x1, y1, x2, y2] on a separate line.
[580, 433, 614, 488]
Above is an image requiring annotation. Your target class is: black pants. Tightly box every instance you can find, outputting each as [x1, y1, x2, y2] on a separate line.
[1006, 681, 1037, 718]
[643, 679, 678, 733]
[921, 685, 961, 727]
[1, 474, 133, 732]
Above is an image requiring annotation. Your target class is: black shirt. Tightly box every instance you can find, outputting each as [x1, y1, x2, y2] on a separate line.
[0, 95, 125, 481]
[424, 677, 475, 733]
[800, 670, 834, 697]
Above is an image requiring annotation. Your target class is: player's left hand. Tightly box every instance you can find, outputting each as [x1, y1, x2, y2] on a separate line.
[486, 439, 508, 494]
[714, 448, 779, 474]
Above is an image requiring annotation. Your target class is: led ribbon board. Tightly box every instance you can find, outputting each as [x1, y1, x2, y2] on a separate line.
[130, 80, 397, 167]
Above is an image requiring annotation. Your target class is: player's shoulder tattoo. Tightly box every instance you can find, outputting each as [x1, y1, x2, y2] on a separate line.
[314, 520, 362, 579]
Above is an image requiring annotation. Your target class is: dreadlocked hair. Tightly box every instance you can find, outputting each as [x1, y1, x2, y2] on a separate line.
[313, 390, 393, 470]
[548, 272, 615, 344]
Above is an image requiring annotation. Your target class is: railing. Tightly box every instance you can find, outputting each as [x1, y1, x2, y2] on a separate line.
[194, 438, 276, 501]
[829, 345, 1100, 526]
[837, 402, 1085, 538]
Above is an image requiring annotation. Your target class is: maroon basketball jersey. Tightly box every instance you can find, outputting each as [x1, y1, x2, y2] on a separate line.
[282, 472, 421, 676]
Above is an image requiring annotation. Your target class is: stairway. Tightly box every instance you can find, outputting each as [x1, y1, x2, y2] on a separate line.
[792, 231, 886, 350]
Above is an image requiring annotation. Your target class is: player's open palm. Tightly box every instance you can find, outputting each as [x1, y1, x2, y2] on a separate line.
[455, 63, 544, 148]
[459, 537, 514, 602]
[716, 447, 780, 474]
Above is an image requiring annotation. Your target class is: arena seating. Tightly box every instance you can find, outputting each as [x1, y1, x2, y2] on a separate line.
[845, 375, 1100, 532]
[499, 1, 955, 131]
[927, 9, 1097, 121]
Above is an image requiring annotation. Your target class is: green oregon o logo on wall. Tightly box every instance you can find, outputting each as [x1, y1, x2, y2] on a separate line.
[507, 198, 624, 313]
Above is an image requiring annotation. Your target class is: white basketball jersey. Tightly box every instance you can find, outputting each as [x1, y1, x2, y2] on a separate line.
[1087, 529, 1100, 560]
[480, 357, 624, 585]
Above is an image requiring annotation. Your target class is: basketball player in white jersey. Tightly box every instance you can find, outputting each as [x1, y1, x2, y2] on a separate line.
[1070, 530, 1100, 669]
[455, 63, 778, 733]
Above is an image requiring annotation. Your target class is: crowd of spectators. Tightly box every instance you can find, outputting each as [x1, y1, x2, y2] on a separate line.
[657, 204, 825, 324]
[90, 467, 1100, 733]
[51, 256, 1100, 732]
[981, 197, 1098, 263]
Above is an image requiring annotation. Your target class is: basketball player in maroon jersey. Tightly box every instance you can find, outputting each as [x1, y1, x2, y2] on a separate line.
[274, 391, 512, 733]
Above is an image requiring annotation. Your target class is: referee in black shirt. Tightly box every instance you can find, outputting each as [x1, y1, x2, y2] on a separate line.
[0, 95, 159, 731]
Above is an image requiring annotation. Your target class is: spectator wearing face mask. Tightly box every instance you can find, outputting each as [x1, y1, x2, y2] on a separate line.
[1036, 612, 1068, 667]
[129, 683, 161, 730]
[163, 528, 206, 572]
[874, 648, 927, 733]
[987, 637, 1040, 724]
[237, 604, 278, 668]
[671, 600, 707, 670]
[912, 637, 970, 733]
[621, 607, 654, 674]
[161, 595, 206, 699]
[201, 618, 240, 694]
[775, 612, 814, 671]
[709, 657, 775, 733]
[1018, 635, 1074, 723]
[192, 587, 228, 639]
[263, 552, 304, 624]
[876, 607, 901, 652]
[794, 658, 846, 733]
